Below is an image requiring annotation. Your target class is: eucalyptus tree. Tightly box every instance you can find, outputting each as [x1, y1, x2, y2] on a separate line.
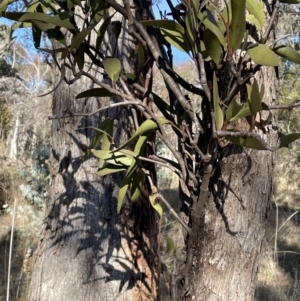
[2, 0, 300, 300]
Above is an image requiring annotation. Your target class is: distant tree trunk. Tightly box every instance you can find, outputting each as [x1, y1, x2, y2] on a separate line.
[9, 114, 18, 161]
[29, 6, 159, 301]
[189, 2, 278, 300]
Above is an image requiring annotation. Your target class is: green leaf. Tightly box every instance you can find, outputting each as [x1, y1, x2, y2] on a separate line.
[115, 118, 170, 152]
[102, 57, 121, 82]
[246, 14, 262, 30]
[118, 159, 138, 213]
[248, 44, 279, 66]
[204, 29, 222, 65]
[230, 0, 246, 52]
[91, 150, 133, 167]
[96, 15, 112, 54]
[76, 88, 118, 99]
[218, 0, 232, 33]
[89, 6, 105, 29]
[141, 19, 190, 53]
[246, 0, 265, 30]
[0, 0, 14, 12]
[247, 78, 262, 115]
[185, 7, 197, 54]
[31, 20, 51, 32]
[71, 28, 88, 51]
[46, 27, 67, 46]
[20, 12, 76, 30]
[199, 10, 226, 48]
[279, 133, 300, 148]
[130, 170, 145, 202]
[98, 164, 127, 176]
[0, 12, 25, 21]
[111, 20, 122, 40]
[165, 237, 175, 254]
[213, 72, 223, 130]
[225, 98, 242, 121]
[76, 45, 85, 71]
[229, 101, 252, 121]
[272, 45, 300, 64]
[225, 136, 268, 150]
[84, 118, 114, 160]
[149, 193, 162, 217]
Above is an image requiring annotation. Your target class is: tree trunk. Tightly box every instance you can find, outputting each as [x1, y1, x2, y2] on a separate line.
[29, 7, 159, 301]
[189, 2, 278, 300]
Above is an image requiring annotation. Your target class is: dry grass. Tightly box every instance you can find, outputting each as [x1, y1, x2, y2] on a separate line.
[0, 159, 43, 301]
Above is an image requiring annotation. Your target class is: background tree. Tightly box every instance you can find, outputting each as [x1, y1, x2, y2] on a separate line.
[2, 0, 300, 301]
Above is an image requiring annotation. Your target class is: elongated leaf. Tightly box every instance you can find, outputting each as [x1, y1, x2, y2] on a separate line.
[247, 78, 262, 114]
[76, 88, 118, 99]
[102, 57, 121, 82]
[99, 118, 114, 168]
[98, 164, 127, 176]
[229, 102, 252, 121]
[118, 159, 138, 213]
[230, 0, 246, 51]
[115, 118, 169, 152]
[246, 0, 265, 30]
[0, 0, 14, 12]
[280, 133, 300, 148]
[213, 72, 223, 129]
[149, 193, 163, 217]
[225, 136, 267, 150]
[20, 12, 76, 30]
[204, 29, 222, 65]
[273, 45, 300, 64]
[84, 118, 113, 160]
[141, 19, 190, 53]
[0, 12, 25, 21]
[71, 28, 88, 51]
[91, 150, 133, 167]
[185, 7, 197, 54]
[96, 15, 112, 53]
[248, 44, 279, 66]
[218, 0, 232, 33]
[199, 10, 226, 48]
[226, 98, 242, 121]
[32, 20, 50, 32]
[130, 170, 145, 202]
[77, 45, 85, 70]
[246, 14, 261, 30]
[46, 27, 67, 46]
[165, 237, 175, 254]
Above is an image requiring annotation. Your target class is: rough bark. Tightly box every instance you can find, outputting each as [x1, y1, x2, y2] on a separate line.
[29, 7, 159, 301]
[188, 2, 278, 300]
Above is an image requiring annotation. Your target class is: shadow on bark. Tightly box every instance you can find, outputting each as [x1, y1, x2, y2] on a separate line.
[41, 138, 158, 296]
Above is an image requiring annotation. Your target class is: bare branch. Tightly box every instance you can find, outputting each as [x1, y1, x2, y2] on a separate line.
[158, 193, 191, 235]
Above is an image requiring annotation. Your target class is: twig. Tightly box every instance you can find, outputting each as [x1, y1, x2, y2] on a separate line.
[48, 100, 142, 119]
[158, 193, 191, 235]
[266, 100, 300, 110]
[261, 0, 280, 44]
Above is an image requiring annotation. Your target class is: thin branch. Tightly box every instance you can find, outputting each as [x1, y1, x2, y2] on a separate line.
[48, 100, 142, 119]
[266, 100, 300, 110]
[158, 193, 191, 235]
[261, 0, 280, 44]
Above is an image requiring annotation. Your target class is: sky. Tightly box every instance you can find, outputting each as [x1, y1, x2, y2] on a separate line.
[1, 0, 190, 64]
